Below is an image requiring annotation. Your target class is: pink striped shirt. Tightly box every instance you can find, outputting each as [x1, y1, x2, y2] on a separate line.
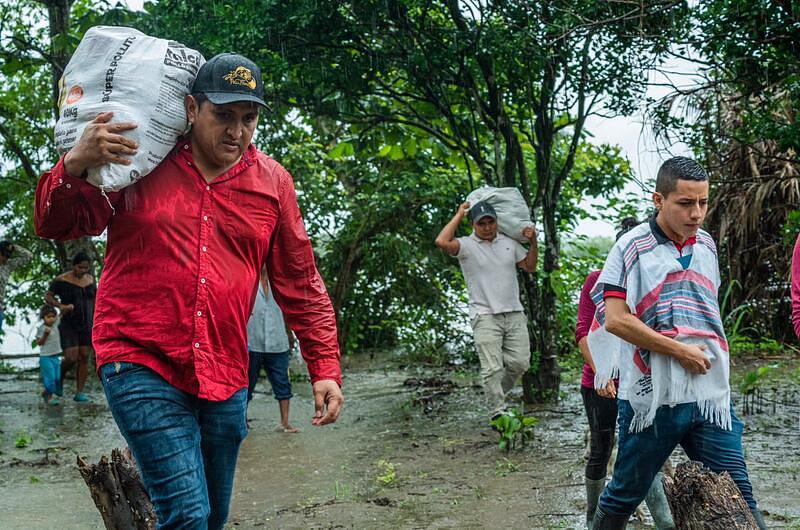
[576, 270, 601, 388]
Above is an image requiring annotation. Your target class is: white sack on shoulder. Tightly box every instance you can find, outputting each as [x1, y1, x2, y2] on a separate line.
[465, 186, 534, 243]
[54, 26, 205, 191]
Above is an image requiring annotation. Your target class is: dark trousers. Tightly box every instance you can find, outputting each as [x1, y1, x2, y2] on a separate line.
[581, 385, 618, 480]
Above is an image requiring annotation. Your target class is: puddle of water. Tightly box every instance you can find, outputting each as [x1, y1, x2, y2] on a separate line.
[1, 356, 798, 529]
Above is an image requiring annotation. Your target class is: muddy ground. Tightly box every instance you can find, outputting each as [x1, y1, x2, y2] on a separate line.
[1, 355, 798, 529]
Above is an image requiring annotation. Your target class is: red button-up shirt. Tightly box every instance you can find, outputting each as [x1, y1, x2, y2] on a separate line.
[35, 141, 341, 400]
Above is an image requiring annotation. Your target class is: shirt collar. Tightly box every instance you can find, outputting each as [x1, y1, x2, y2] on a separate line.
[174, 139, 255, 183]
[649, 216, 696, 251]
[470, 232, 500, 244]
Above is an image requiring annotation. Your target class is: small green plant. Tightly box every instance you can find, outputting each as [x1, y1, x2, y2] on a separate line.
[15, 433, 32, 448]
[495, 457, 520, 477]
[0, 361, 18, 374]
[439, 437, 464, 454]
[375, 459, 397, 486]
[490, 408, 538, 452]
[29, 475, 40, 484]
[287, 368, 310, 383]
[333, 480, 351, 500]
[739, 365, 775, 395]
[720, 280, 759, 355]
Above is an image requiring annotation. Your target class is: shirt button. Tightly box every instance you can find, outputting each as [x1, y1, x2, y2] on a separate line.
[183, 144, 189, 150]
[200, 278, 206, 284]
[194, 342, 200, 348]
[188, 162, 192, 166]
[58, 178, 63, 184]
[206, 185, 211, 191]
[201, 246, 207, 252]
[66, 183, 72, 189]
[197, 311, 202, 317]
[203, 215, 208, 221]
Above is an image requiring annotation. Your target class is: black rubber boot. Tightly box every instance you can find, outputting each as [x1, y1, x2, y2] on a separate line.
[751, 508, 768, 530]
[592, 507, 629, 530]
[585, 477, 606, 529]
[644, 472, 675, 529]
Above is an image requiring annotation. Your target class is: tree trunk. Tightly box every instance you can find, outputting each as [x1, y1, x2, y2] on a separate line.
[663, 461, 757, 529]
[43, 0, 73, 120]
[532, 204, 561, 401]
[43, 0, 98, 270]
[77, 448, 157, 530]
[331, 243, 363, 352]
[521, 271, 540, 404]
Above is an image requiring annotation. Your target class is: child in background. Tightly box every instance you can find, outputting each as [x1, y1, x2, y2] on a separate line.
[36, 305, 62, 405]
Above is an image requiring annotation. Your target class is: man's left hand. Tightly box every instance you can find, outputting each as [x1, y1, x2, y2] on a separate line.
[312, 379, 344, 426]
[522, 226, 536, 242]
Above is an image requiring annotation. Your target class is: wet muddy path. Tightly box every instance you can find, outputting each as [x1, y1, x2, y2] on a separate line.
[1, 356, 798, 529]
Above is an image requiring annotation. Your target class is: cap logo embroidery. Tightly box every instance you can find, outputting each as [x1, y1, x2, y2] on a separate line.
[223, 66, 257, 89]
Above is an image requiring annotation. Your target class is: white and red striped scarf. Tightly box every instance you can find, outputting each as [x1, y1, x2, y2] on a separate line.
[588, 222, 731, 433]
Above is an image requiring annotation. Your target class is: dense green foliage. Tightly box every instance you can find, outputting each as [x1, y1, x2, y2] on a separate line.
[8, 1, 791, 402]
[130, 0, 680, 399]
[0, 0, 124, 327]
[649, 0, 800, 341]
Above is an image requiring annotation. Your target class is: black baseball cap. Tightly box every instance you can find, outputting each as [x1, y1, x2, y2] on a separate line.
[191, 53, 267, 108]
[469, 201, 497, 222]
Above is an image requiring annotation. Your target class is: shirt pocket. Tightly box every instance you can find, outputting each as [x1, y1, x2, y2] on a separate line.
[223, 190, 278, 242]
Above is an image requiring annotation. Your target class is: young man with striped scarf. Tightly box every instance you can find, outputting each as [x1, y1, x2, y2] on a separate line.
[588, 157, 766, 529]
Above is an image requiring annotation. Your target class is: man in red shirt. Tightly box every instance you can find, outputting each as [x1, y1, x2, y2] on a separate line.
[35, 53, 343, 529]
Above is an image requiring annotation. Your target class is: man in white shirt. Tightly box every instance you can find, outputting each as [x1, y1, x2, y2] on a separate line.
[435, 201, 537, 418]
[247, 276, 299, 433]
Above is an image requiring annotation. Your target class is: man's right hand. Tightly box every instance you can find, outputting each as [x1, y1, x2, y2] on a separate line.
[457, 202, 470, 218]
[597, 379, 616, 399]
[64, 112, 138, 178]
[60, 304, 75, 315]
[677, 344, 712, 374]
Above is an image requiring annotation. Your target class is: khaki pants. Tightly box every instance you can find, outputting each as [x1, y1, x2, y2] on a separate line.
[471, 311, 531, 415]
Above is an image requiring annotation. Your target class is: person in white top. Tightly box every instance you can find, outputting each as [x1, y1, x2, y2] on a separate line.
[435, 200, 537, 418]
[247, 274, 299, 433]
[36, 305, 62, 406]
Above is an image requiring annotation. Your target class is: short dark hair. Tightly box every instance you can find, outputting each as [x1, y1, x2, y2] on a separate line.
[655, 157, 709, 197]
[72, 252, 91, 266]
[40, 305, 57, 319]
[191, 92, 210, 108]
[615, 217, 639, 241]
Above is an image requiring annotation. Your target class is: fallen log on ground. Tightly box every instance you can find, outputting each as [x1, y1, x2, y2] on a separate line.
[663, 460, 757, 529]
[77, 448, 156, 530]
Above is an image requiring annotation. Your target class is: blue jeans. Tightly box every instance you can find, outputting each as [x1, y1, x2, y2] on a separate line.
[100, 362, 248, 530]
[247, 350, 292, 402]
[600, 399, 757, 516]
[39, 355, 61, 396]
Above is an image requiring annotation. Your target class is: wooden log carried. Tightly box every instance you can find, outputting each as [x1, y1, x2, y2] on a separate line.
[77, 448, 157, 530]
[663, 460, 757, 530]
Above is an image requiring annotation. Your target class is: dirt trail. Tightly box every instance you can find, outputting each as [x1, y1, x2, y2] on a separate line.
[1, 356, 798, 529]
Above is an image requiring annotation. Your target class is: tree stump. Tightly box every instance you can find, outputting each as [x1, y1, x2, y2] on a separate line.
[663, 460, 757, 530]
[77, 448, 157, 530]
